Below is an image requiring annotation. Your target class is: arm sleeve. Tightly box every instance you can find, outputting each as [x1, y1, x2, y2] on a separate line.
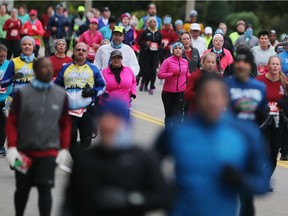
[137, 30, 146, 48]
[130, 69, 137, 96]
[54, 65, 68, 87]
[36, 21, 44, 36]
[59, 96, 71, 149]
[78, 34, 84, 43]
[94, 48, 102, 69]
[93, 67, 106, 97]
[129, 48, 140, 76]
[157, 59, 173, 79]
[184, 74, 197, 102]
[2, 19, 9, 30]
[6, 91, 21, 148]
[1, 61, 15, 87]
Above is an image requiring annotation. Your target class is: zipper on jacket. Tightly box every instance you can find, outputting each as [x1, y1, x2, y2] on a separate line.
[177, 58, 181, 92]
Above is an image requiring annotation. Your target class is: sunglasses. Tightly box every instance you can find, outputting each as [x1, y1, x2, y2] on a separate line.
[75, 48, 87, 52]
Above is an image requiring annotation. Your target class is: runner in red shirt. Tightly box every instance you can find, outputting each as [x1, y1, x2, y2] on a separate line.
[49, 39, 72, 78]
[2, 8, 22, 59]
[256, 56, 288, 179]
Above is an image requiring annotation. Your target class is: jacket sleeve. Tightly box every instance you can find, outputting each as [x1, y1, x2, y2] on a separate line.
[2, 19, 9, 31]
[136, 18, 144, 31]
[47, 16, 53, 31]
[1, 60, 15, 87]
[157, 59, 173, 79]
[59, 96, 71, 149]
[6, 91, 21, 148]
[54, 65, 67, 87]
[128, 48, 140, 76]
[78, 33, 84, 43]
[129, 68, 137, 96]
[94, 47, 102, 70]
[36, 21, 44, 36]
[184, 73, 197, 102]
[92, 66, 106, 97]
[137, 30, 146, 48]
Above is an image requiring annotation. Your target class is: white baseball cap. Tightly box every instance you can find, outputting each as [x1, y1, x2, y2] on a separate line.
[190, 23, 201, 31]
[204, 26, 213, 34]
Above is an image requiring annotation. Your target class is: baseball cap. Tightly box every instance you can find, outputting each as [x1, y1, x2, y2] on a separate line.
[190, 23, 201, 31]
[101, 7, 110, 12]
[189, 9, 198, 17]
[29, 9, 37, 16]
[113, 26, 125, 34]
[237, 20, 246, 26]
[90, 18, 98, 25]
[110, 50, 123, 58]
[204, 26, 213, 34]
[77, 6, 85, 12]
[270, 30, 276, 34]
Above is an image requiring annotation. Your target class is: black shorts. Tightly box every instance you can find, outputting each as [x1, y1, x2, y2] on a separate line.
[15, 156, 57, 188]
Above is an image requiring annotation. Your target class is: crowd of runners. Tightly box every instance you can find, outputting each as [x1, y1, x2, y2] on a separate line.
[0, 2, 287, 216]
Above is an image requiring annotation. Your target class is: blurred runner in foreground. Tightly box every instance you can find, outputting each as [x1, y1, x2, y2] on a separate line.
[155, 73, 270, 216]
[6, 57, 71, 216]
[63, 99, 170, 216]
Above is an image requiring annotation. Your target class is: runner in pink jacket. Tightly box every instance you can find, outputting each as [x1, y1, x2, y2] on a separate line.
[101, 50, 136, 108]
[157, 42, 189, 127]
[78, 18, 103, 62]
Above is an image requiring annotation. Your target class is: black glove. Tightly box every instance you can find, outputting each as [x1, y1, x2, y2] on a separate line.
[82, 84, 95, 98]
[220, 166, 242, 189]
[13, 72, 24, 81]
[277, 96, 288, 114]
[130, 94, 136, 99]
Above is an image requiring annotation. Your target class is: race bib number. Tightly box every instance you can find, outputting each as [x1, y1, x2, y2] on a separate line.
[149, 42, 159, 51]
[161, 39, 169, 47]
[10, 29, 18, 37]
[269, 102, 280, 115]
[69, 108, 86, 117]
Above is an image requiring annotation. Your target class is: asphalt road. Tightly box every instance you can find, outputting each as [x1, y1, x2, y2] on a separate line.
[0, 49, 287, 215]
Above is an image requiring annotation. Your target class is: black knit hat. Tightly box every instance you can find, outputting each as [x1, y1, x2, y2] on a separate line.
[235, 48, 255, 68]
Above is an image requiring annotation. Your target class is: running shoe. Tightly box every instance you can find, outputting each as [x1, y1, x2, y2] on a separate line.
[0, 146, 6, 156]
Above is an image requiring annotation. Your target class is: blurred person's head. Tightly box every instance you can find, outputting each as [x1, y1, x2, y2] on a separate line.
[175, 20, 183, 32]
[201, 52, 217, 72]
[236, 20, 246, 33]
[163, 15, 172, 29]
[219, 22, 227, 35]
[189, 9, 198, 23]
[77, 5, 85, 17]
[97, 99, 131, 149]
[180, 31, 192, 49]
[267, 56, 282, 77]
[234, 48, 254, 81]
[89, 18, 99, 31]
[33, 57, 53, 83]
[204, 26, 213, 38]
[56, 4, 64, 16]
[73, 42, 88, 64]
[10, 8, 18, 19]
[0, 4, 7, 15]
[108, 16, 117, 29]
[17, 4, 26, 16]
[101, 7, 110, 18]
[29, 9, 37, 21]
[112, 26, 125, 45]
[21, 36, 35, 56]
[212, 34, 224, 51]
[55, 39, 67, 54]
[101, 39, 110, 46]
[120, 13, 130, 26]
[148, 17, 157, 30]
[190, 23, 201, 40]
[110, 50, 123, 68]
[0, 44, 7, 65]
[172, 42, 184, 57]
[269, 30, 277, 44]
[195, 73, 228, 123]
[258, 30, 269, 50]
[148, 3, 157, 16]
[47, 6, 54, 16]
[91, 8, 100, 18]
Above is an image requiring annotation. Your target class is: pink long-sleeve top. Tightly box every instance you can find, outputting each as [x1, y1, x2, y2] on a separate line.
[158, 55, 190, 93]
[101, 66, 136, 107]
